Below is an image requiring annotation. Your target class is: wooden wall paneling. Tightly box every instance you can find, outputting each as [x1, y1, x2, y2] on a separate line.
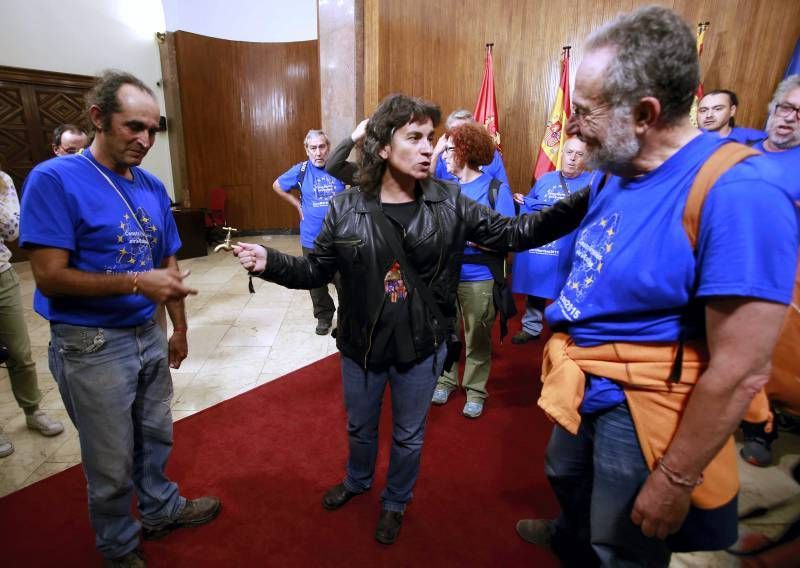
[363, 0, 800, 196]
[158, 33, 189, 206]
[173, 32, 321, 231]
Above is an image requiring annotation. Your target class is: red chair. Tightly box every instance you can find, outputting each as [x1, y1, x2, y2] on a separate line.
[204, 187, 227, 244]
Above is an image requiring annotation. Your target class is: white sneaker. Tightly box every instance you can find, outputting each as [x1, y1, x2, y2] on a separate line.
[0, 429, 14, 457]
[463, 401, 484, 419]
[26, 410, 64, 437]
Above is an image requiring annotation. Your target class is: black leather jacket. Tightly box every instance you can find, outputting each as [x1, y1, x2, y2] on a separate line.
[258, 177, 588, 367]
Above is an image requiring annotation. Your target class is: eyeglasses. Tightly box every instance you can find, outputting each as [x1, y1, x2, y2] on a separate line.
[571, 101, 612, 122]
[774, 102, 800, 120]
[444, 146, 456, 154]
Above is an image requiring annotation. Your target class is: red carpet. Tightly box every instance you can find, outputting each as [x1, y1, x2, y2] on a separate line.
[0, 307, 559, 567]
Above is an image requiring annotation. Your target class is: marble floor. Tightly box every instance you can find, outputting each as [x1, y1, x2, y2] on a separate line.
[1, 234, 798, 567]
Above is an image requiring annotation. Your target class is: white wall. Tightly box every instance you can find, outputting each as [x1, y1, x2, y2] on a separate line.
[2, 0, 173, 195]
[162, 0, 317, 42]
[2, 0, 320, 199]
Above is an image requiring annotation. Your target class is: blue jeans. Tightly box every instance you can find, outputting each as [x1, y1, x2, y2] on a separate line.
[49, 320, 185, 559]
[340, 344, 445, 512]
[521, 295, 546, 335]
[545, 402, 672, 567]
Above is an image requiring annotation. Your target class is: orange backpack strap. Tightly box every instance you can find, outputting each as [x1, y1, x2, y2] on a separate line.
[682, 143, 761, 249]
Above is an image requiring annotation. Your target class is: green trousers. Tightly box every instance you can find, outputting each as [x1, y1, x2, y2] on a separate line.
[0, 267, 42, 412]
[438, 279, 496, 402]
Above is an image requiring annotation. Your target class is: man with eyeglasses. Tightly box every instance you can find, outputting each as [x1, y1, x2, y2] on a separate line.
[738, 74, 800, 468]
[514, 7, 798, 567]
[429, 109, 509, 186]
[52, 123, 89, 156]
[272, 130, 346, 335]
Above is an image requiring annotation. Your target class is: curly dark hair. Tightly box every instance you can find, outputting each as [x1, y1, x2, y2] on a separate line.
[448, 122, 495, 170]
[357, 94, 441, 197]
[86, 70, 155, 131]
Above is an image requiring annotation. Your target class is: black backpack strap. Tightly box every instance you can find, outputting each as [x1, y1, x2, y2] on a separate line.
[488, 178, 502, 210]
[295, 161, 309, 206]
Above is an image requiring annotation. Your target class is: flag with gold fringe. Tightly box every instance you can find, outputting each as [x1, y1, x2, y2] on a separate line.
[474, 43, 501, 151]
[689, 21, 710, 127]
[532, 46, 571, 182]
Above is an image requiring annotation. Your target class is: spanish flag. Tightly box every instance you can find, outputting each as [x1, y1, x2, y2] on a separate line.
[689, 22, 709, 128]
[474, 43, 501, 151]
[532, 47, 571, 182]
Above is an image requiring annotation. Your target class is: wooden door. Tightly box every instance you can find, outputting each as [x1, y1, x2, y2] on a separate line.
[0, 66, 94, 261]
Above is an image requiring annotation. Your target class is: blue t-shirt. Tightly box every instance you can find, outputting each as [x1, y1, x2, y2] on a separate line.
[434, 149, 509, 187]
[459, 173, 515, 281]
[703, 126, 766, 145]
[547, 134, 798, 413]
[512, 170, 593, 299]
[19, 151, 181, 328]
[753, 141, 800, 198]
[277, 161, 345, 248]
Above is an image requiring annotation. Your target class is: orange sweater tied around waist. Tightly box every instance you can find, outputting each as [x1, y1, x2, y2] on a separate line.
[538, 332, 738, 509]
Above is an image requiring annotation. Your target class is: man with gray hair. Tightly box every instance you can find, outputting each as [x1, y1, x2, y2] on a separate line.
[430, 109, 509, 186]
[738, 74, 800, 467]
[272, 129, 345, 335]
[514, 6, 798, 566]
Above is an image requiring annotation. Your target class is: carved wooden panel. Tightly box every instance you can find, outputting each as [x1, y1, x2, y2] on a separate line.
[0, 66, 94, 190]
[0, 66, 95, 262]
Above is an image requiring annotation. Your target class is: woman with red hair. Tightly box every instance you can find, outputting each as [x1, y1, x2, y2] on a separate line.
[431, 123, 515, 418]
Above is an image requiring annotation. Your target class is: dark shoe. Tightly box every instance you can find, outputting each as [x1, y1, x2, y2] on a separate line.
[331, 326, 338, 339]
[740, 437, 773, 467]
[322, 483, 360, 510]
[516, 518, 554, 546]
[316, 320, 332, 335]
[511, 330, 540, 345]
[142, 496, 221, 540]
[103, 549, 146, 568]
[740, 420, 776, 467]
[375, 509, 403, 545]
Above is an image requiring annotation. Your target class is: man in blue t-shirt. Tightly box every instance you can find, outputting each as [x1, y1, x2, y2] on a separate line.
[739, 75, 800, 467]
[20, 71, 220, 566]
[698, 90, 766, 144]
[272, 130, 345, 335]
[515, 8, 799, 567]
[510, 136, 592, 344]
[429, 109, 510, 186]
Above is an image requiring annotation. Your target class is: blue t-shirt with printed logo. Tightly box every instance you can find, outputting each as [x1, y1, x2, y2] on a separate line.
[19, 151, 181, 328]
[434, 149, 509, 187]
[512, 170, 593, 299]
[277, 161, 345, 248]
[546, 134, 798, 413]
[459, 172, 515, 281]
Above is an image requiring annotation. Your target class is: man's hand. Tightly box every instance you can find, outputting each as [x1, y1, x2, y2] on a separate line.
[233, 242, 267, 273]
[513, 192, 525, 204]
[168, 331, 188, 369]
[433, 133, 447, 157]
[351, 118, 369, 143]
[137, 268, 197, 304]
[630, 468, 692, 539]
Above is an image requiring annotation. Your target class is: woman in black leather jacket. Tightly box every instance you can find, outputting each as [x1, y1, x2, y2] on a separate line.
[234, 94, 588, 546]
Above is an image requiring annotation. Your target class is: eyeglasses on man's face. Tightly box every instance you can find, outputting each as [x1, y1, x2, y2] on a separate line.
[774, 102, 800, 120]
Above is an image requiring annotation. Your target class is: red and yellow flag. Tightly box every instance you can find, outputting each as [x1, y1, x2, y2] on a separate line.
[689, 21, 709, 127]
[474, 43, 501, 151]
[533, 46, 571, 182]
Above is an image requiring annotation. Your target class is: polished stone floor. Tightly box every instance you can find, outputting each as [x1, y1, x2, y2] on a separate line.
[1, 234, 797, 567]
